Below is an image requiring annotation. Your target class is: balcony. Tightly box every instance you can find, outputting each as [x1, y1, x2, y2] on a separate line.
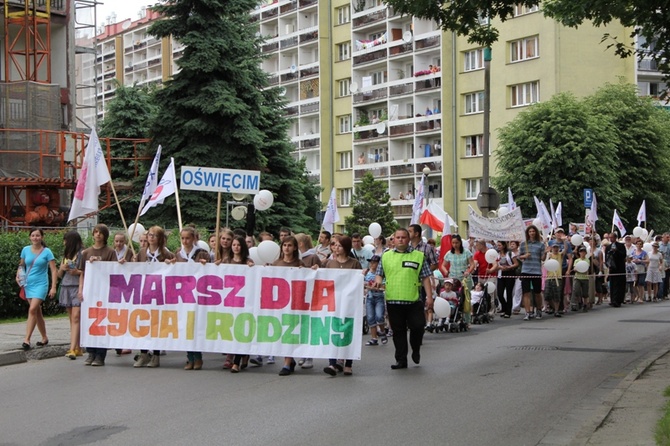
[262, 42, 279, 53]
[354, 166, 389, 179]
[280, 71, 299, 82]
[261, 8, 279, 20]
[638, 58, 659, 72]
[353, 48, 387, 67]
[300, 65, 319, 78]
[267, 75, 279, 86]
[389, 82, 413, 97]
[300, 137, 320, 149]
[280, 1, 297, 14]
[353, 86, 388, 104]
[300, 29, 319, 44]
[285, 105, 299, 117]
[416, 161, 442, 173]
[415, 35, 440, 51]
[299, 0, 317, 8]
[300, 101, 319, 114]
[352, 9, 387, 29]
[389, 123, 413, 137]
[281, 36, 298, 49]
[415, 75, 441, 92]
[389, 42, 413, 57]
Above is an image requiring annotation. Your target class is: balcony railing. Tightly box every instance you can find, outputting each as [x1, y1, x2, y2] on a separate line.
[300, 66, 319, 78]
[353, 87, 387, 104]
[416, 118, 441, 132]
[261, 8, 278, 20]
[389, 124, 413, 137]
[638, 58, 659, 71]
[415, 35, 440, 51]
[352, 9, 387, 29]
[300, 137, 320, 149]
[280, 1, 297, 14]
[353, 48, 387, 67]
[389, 83, 413, 97]
[415, 76, 441, 92]
[267, 75, 279, 85]
[281, 36, 299, 49]
[299, 0, 317, 8]
[389, 42, 413, 56]
[354, 166, 388, 179]
[300, 30, 319, 44]
[280, 71, 299, 82]
[416, 161, 442, 173]
[390, 164, 415, 176]
[262, 42, 279, 53]
[300, 101, 319, 113]
[285, 105, 299, 117]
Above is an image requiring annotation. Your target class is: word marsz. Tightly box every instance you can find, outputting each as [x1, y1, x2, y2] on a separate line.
[108, 274, 337, 311]
[88, 302, 354, 346]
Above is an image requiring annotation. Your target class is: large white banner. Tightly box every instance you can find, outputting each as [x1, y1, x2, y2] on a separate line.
[81, 262, 363, 359]
[468, 205, 527, 241]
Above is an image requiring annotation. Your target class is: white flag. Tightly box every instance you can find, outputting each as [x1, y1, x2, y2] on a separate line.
[67, 129, 111, 222]
[636, 200, 646, 225]
[587, 192, 598, 224]
[141, 145, 162, 202]
[141, 158, 176, 216]
[410, 175, 425, 225]
[555, 202, 563, 227]
[533, 196, 552, 232]
[549, 199, 558, 230]
[612, 209, 627, 237]
[508, 187, 516, 210]
[321, 187, 340, 233]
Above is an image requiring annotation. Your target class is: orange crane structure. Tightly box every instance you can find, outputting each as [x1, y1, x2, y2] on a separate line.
[0, 1, 149, 228]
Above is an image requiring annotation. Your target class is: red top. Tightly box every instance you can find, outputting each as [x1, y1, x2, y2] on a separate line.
[473, 250, 491, 279]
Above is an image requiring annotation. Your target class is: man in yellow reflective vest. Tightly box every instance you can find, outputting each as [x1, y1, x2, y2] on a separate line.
[375, 228, 434, 369]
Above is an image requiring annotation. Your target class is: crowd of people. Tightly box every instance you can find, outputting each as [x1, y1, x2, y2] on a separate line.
[15, 222, 667, 375]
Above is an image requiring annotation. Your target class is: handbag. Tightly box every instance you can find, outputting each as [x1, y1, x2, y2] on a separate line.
[18, 248, 44, 301]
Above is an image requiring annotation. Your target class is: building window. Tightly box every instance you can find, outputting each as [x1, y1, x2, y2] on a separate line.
[339, 188, 352, 206]
[464, 48, 484, 72]
[464, 91, 485, 114]
[510, 36, 539, 62]
[338, 78, 351, 97]
[514, 3, 539, 16]
[339, 114, 352, 133]
[339, 151, 352, 169]
[336, 5, 350, 25]
[371, 70, 387, 85]
[465, 135, 484, 157]
[465, 179, 482, 200]
[511, 81, 539, 107]
[338, 42, 351, 61]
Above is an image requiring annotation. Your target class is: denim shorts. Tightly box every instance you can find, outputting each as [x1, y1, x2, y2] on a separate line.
[366, 293, 386, 327]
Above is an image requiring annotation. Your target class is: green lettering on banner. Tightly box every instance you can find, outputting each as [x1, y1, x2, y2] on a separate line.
[206, 312, 234, 341]
[300, 314, 310, 344]
[310, 317, 330, 346]
[331, 317, 354, 347]
[281, 314, 300, 344]
[257, 315, 281, 342]
[234, 312, 256, 343]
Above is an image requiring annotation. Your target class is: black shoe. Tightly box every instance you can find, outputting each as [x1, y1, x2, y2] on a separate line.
[289, 359, 296, 372]
[411, 351, 420, 364]
[391, 362, 408, 370]
[21, 342, 31, 351]
[554, 312, 562, 318]
[36, 339, 49, 347]
[323, 365, 337, 376]
[334, 362, 344, 373]
[278, 367, 292, 376]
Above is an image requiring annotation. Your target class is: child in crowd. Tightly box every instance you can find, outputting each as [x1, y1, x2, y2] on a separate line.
[470, 282, 486, 317]
[626, 256, 636, 303]
[435, 278, 459, 329]
[364, 255, 387, 346]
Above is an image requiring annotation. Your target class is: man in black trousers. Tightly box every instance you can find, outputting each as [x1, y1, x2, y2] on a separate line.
[606, 231, 627, 307]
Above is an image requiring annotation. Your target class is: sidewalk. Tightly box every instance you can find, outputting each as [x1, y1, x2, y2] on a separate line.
[1, 317, 669, 445]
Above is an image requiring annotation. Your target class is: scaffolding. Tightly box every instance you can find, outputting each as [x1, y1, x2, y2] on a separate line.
[4, 0, 52, 83]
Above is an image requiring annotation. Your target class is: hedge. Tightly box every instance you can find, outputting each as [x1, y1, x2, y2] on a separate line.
[0, 227, 191, 319]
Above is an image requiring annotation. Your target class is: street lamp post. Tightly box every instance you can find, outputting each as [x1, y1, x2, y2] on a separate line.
[422, 165, 430, 235]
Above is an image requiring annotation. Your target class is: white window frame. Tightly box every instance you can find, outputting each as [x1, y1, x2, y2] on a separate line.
[338, 42, 351, 61]
[464, 91, 485, 114]
[513, 3, 539, 16]
[339, 114, 352, 133]
[464, 48, 483, 72]
[370, 70, 387, 85]
[339, 188, 352, 206]
[465, 135, 484, 157]
[510, 36, 539, 62]
[338, 78, 351, 97]
[339, 151, 352, 170]
[465, 179, 482, 200]
[336, 5, 350, 25]
[511, 81, 540, 107]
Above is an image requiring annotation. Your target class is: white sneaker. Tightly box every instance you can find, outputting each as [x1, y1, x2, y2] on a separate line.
[133, 353, 151, 368]
[301, 358, 313, 369]
[147, 354, 160, 368]
[523, 313, 531, 321]
[267, 356, 275, 364]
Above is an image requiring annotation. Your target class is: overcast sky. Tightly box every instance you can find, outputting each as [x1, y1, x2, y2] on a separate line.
[97, 0, 153, 25]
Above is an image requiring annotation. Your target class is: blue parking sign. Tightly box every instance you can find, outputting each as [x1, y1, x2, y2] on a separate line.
[584, 188, 593, 208]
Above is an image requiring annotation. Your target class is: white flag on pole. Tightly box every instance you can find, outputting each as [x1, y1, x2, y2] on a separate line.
[549, 199, 558, 229]
[555, 202, 563, 227]
[636, 200, 646, 225]
[67, 129, 111, 222]
[410, 175, 425, 225]
[141, 145, 162, 202]
[587, 192, 598, 224]
[321, 187, 340, 233]
[141, 158, 176, 216]
[612, 209, 627, 237]
[508, 187, 516, 210]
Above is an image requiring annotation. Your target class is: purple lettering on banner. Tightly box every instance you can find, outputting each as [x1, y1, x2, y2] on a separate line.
[109, 274, 142, 304]
[141, 274, 165, 305]
[197, 275, 223, 306]
[223, 275, 246, 308]
[165, 276, 197, 304]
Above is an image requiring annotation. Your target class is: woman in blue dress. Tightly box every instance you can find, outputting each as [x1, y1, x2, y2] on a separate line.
[16, 228, 57, 350]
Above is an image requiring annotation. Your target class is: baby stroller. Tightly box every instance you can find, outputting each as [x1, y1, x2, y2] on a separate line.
[472, 282, 494, 325]
[431, 278, 469, 333]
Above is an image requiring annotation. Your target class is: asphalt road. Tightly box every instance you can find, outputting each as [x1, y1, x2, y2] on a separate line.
[2, 302, 670, 446]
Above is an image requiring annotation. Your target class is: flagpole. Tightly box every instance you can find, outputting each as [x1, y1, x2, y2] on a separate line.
[109, 179, 136, 257]
[174, 167, 183, 232]
[128, 197, 147, 256]
[215, 192, 221, 262]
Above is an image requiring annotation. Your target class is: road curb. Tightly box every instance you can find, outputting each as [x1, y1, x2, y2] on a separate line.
[0, 344, 70, 366]
[570, 346, 670, 445]
[0, 350, 27, 366]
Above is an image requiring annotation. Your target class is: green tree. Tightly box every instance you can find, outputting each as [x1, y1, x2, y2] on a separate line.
[384, 0, 670, 96]
[98, 84, 157, 227]
[147, 0, 319, 234]
[345, 172, 398, 236]
[493, 92, 624, 226]
[585, 82, 670, 230]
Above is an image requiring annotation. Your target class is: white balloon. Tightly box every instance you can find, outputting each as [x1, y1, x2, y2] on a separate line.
[364, 244, 375, 252]
[485, 248, 498, 264]
[433, 297, 451, 318]
[575, 260, 589, 273]
[362, 235, 374, 246]
[571, 234, 583, 246]
[368, 222, 382, 238]
[544, 258, 560, 272]
[254, 189, 274, 211]
[633, 226, 644, 238]
[196, 240, 209, 251]
[643, 242, 653, 253]
[485, 281, 496, 294]
[462, 239, 470, 250]
[640, 228, 649, 240]
[257, 240, 280, 264]
[248, 247, 262, 265]
[532, 218, 542, 228]
[127, 223, 145, 243]
[498, 206, 509, 216]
